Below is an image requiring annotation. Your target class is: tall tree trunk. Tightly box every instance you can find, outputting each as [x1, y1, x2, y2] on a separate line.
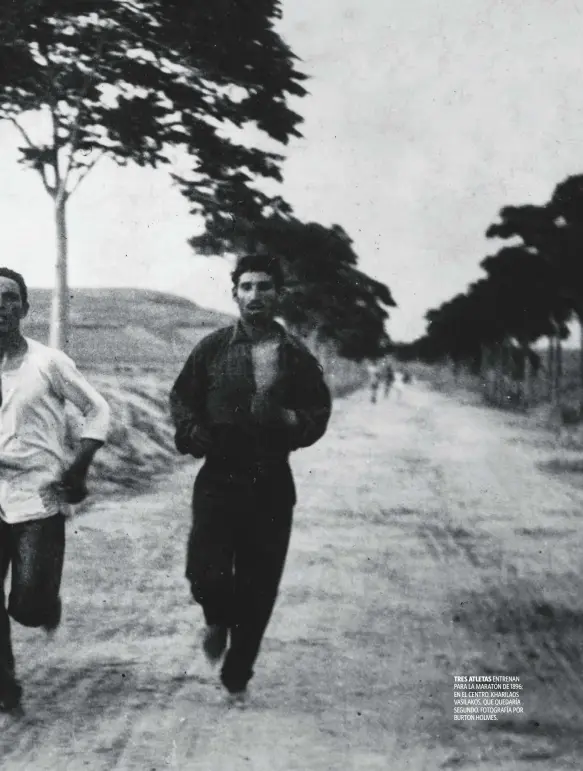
[49, 199, 69, 352]
[491, 344, 498, 404]
[486, 345, 496, 403]
[522, 343, 531, 410]
[579, 309, 583, 410]
[556, 335, 563, 400]
[495, 341, 505, 406]
[547, 333, 555, 402]
[479, 344, 486, 397]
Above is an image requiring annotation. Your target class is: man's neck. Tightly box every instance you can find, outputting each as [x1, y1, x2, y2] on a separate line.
[0, 332, 26, 361]
[239, 318, 278, 343]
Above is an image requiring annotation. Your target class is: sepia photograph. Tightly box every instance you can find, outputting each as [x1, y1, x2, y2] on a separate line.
[0, 1, 582, 768]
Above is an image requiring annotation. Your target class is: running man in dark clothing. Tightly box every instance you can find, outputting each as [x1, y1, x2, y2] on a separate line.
[170, 255, 331, 702]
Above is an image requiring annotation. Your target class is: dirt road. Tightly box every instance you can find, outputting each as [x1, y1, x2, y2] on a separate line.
[2, 382, 582, 770]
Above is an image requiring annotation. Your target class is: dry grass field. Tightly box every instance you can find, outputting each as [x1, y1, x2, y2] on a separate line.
[24, 288, 233, 371]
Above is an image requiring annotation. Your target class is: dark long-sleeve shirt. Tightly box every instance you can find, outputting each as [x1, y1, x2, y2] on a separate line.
[169, 322, 332, 466]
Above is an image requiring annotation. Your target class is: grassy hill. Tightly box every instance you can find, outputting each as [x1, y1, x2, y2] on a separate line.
[24, 288, 233, 371]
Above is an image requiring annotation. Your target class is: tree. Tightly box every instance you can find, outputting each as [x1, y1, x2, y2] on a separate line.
[480, 247, 566, 343]
[423, 285, 501, 370]
[479, 246, 566, 406]
[0, 1, 306, 349]
[411, 188, 581, 407]
[191, 211, 396, 359]
[487, 196, 578, 400]
[547, 175, 583, 399]
[419, 251, 555, 407]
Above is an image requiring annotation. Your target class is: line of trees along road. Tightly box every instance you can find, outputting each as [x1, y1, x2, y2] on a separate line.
[191, 209, 396, 361]
[0, 2, 395, 362]
[403, 173, 583, 410]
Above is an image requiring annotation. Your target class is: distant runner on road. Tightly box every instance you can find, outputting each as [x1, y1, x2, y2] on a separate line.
[0, 268, 110, 714]
[382, 360, 395, 398]
[170, 254, 331, 703]
[367, 360, 382, 404]
[391, 368, 412, 400]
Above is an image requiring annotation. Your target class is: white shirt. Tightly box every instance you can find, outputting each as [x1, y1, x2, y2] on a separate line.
[0, 338, 110, 524]
[251, 338, 280, 393]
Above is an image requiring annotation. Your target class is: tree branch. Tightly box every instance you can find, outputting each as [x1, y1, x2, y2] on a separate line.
[9, 117, 56, 197]
[8, 117, 34, 147]
[67, 151, 105, 197]
[49, 102, 63, 200]
[60, 34, 109, 201]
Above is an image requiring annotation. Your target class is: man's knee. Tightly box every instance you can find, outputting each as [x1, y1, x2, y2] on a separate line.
[187, 565, 231, 602]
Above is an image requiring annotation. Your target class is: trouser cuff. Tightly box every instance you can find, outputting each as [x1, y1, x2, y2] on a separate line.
[221, 656, 253, 693]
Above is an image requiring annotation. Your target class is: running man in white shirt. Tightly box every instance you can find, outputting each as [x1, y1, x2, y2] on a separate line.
[0, 269, 110, 713]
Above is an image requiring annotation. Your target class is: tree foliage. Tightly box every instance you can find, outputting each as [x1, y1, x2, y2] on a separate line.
[1, 1, 394, 361]
[191, 211, 396, 360]
[411, 187, 574, 368]
[0, 0, 307, 348]
[0, 0, 306, 183]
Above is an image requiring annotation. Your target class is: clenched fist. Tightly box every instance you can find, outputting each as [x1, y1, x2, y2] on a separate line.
[59, 467, 89, 504]
[187, 424, 213, 458]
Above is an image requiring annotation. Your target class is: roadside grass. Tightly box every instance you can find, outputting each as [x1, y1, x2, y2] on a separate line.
[415, 356, 583, 446]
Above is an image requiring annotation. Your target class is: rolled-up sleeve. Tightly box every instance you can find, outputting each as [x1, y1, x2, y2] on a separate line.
[49, 352, 110, 442]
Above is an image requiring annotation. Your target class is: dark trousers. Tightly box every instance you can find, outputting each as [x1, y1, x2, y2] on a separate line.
[0, 514, 65, 685]
[186, 460, 295, 691]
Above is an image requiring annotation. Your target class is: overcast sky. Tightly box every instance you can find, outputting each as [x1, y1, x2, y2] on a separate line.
[2, 0, 583, 341]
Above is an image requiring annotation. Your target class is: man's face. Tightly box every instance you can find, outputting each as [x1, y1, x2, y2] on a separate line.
[233, 270, 279, 323]
[0, 278, 27, 337]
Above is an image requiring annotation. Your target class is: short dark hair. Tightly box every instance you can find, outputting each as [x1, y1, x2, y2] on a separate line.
[0, 268, 28, 305]
[231, 254, 284, 291]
